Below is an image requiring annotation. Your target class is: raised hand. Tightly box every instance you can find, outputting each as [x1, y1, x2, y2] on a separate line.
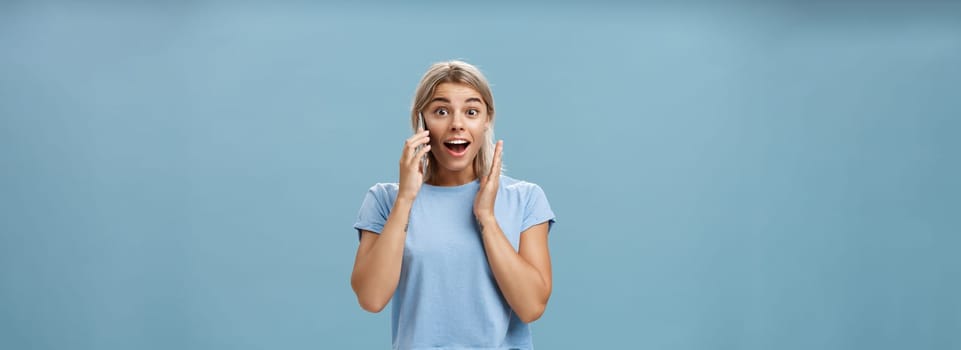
[399, 129, 431, 201]
[474, 140, 503, 224]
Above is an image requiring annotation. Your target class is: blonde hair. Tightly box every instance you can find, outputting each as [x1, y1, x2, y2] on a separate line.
[410, 60, 496, 183]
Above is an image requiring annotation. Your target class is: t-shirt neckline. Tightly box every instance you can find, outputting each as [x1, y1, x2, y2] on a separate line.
[421, 178, 481, 192]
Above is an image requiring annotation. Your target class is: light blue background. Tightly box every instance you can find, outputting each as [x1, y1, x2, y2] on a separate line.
[2, 1, 959, 349]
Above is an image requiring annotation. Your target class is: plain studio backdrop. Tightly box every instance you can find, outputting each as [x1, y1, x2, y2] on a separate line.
[1, 0, 959, 349]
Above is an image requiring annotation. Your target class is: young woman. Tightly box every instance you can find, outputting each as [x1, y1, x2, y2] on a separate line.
[351, 60, 556, 350]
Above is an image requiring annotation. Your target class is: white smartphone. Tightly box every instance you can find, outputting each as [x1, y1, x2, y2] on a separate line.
[416, 112, 428, 176]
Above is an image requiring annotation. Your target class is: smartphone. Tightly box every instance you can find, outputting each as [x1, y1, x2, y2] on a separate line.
[416, 112, 428, 177]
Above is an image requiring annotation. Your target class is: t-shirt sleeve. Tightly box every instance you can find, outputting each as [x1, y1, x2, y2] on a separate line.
[353, 185, 390, 240]
[521, 184, 556, 233]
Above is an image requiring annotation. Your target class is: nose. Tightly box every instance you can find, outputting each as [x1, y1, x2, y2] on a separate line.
[450, 111, 466, 131]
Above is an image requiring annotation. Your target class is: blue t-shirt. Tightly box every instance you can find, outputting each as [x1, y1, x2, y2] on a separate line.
[353, 175, 556, 350]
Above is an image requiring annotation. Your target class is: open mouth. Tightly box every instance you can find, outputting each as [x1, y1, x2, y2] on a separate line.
[443, 140, 471, 155]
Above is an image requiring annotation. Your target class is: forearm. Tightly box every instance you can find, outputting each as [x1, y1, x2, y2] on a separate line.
[351, 197, 413, 312]
[478, 217, 550, 323]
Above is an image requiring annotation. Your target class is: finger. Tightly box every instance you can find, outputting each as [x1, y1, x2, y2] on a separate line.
[409, 136, 430, 161]
[403, 131, 430, 153]
[403, 133, 430, 161]
[412, 144, 431, 168]
[405, 129, 430, 144]
[490, 140, 503, 184]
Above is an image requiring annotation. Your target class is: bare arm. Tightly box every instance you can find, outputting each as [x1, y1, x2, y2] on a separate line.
[350, 197, 413, 312]
[478, 219, 553, 323]
[350, 129, 431, 312]
[473, 140, 553, 323]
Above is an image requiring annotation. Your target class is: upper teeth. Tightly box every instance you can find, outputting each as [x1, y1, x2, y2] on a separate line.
[446, 140, 468, 144]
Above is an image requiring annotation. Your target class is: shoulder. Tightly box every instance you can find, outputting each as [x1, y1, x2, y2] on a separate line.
[499, 175, 555, 227]
[499, 175, 548, 197]
[365, 182, 400, 202]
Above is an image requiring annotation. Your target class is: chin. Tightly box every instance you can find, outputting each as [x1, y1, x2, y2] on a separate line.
[437, 156, 476, 173]
[440, 162, 471, 172]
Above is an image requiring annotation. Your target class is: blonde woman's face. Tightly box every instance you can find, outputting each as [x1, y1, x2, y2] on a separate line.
[423, 82, 490, 176]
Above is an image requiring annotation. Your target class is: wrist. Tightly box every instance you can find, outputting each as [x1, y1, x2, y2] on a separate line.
[395, 195, 416, 207]
[475, 214, 497, 230]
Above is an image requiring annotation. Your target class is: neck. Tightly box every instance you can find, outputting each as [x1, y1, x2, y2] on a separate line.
[429, 165, 478, 187]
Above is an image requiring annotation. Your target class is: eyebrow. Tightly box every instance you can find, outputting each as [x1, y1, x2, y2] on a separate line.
[428, 97, 484, 104]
